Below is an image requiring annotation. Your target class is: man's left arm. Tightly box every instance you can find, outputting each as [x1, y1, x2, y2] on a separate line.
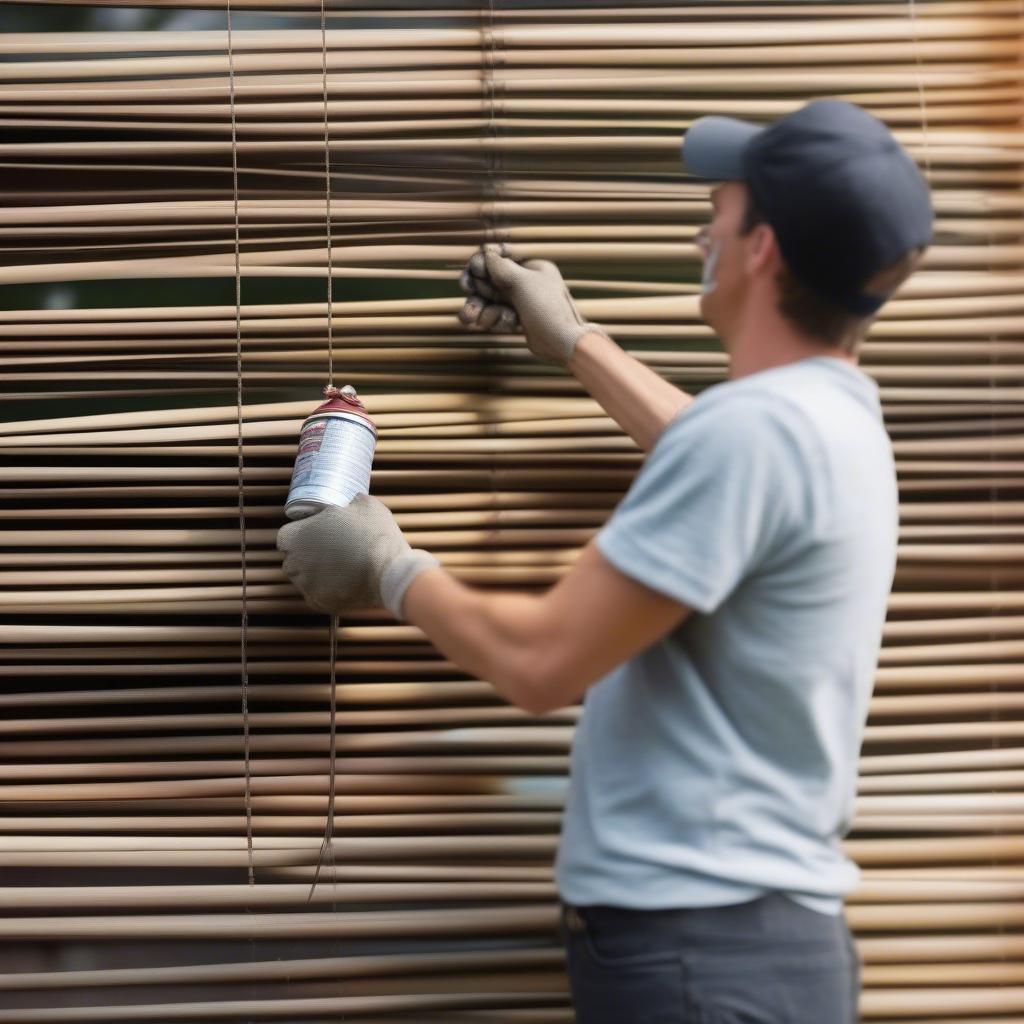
[280, 396, 796, 710]
[400, 542, 693, 715]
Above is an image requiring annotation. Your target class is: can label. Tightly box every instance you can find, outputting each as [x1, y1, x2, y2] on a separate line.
[285, 412, 376, 519]
[298, 420, 328, 455]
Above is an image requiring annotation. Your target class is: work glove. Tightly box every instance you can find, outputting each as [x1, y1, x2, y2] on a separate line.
[276, 493, 439, 618]
[457, 242, 608, 367]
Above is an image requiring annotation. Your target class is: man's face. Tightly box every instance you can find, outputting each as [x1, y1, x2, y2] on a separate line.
[696, 180, 751, 347]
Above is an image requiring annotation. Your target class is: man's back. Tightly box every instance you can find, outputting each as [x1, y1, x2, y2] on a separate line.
[555, 355, 899, 915]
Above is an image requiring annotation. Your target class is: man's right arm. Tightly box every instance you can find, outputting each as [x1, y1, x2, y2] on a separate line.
[569, 329, 694, 453]
[459, 244, 695, 453]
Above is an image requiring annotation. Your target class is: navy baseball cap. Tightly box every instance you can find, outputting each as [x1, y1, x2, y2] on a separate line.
[681, 99, 933, 316]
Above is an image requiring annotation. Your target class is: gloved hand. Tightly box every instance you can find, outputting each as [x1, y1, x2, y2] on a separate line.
[276, 493, 440, 618]
[457, 242, 608, 366]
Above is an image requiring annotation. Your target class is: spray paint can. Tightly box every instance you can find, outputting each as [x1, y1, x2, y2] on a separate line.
[285, 384, 377, 520]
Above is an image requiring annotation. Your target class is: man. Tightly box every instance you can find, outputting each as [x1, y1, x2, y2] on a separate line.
[278, 99, 932, 1022]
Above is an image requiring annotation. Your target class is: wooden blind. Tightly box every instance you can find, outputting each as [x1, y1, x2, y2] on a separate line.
[0, 0, 1022, 1019]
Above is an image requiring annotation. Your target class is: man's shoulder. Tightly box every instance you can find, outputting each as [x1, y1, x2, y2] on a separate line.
[665, 358, 881, 460]
[659, 379, 807, 457]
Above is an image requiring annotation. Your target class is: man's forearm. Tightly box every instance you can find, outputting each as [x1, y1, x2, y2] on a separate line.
[569, 330, 694, 452]
[400, 567, 557, 715]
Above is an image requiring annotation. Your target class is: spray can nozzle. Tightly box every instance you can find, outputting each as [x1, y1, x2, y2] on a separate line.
[323, 383, 359, 401]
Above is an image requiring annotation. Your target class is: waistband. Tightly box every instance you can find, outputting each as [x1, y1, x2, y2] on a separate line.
[562, 892, 845, 942]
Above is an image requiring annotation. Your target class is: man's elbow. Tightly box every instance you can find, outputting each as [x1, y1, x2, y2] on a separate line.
[516, 649, 578, 716]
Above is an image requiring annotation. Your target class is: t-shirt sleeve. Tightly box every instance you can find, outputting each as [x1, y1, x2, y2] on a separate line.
[596, 395, 806, 614]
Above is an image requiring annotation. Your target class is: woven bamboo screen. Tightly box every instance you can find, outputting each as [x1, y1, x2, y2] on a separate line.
[0, 0, 1022, 1020]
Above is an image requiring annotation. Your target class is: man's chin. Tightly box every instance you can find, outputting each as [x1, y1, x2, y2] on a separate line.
[698, 290, 717, 328]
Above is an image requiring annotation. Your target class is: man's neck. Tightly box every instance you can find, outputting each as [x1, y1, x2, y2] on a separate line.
[726, 329, 858, 381]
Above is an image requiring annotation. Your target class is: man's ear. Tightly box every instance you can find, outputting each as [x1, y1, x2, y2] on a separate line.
[745, 221, 780, 278]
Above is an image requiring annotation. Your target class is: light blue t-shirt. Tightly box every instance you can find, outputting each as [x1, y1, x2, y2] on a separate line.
[555, 356, 898, 916]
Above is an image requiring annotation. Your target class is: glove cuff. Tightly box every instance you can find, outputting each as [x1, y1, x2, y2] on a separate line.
[563, 321, 610, 363]
[380, 548, 441, 619]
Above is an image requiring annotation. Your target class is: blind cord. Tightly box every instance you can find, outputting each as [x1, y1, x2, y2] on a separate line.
[308, 0, 340, 906]
[225, 0, 255, 894]
[482, 0, 506, 256]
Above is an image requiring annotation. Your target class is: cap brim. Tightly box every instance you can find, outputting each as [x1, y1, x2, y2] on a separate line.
[681, 115, 764, 179]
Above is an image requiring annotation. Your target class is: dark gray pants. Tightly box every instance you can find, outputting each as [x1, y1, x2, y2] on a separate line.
[560, 893, 861, 1023]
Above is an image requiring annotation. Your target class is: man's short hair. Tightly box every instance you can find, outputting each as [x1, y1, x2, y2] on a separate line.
[739, 190, 927, 355]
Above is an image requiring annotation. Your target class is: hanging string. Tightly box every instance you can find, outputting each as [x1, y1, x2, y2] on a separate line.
[308, 0, 340, 905]
[226, 0, 255, 892]
[481, 0, 506, 256]
[307, 613, 340, 902]
[907, 0, 932, 187]
[479, 0, 507, 529]
[321, 0, 335, 390]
